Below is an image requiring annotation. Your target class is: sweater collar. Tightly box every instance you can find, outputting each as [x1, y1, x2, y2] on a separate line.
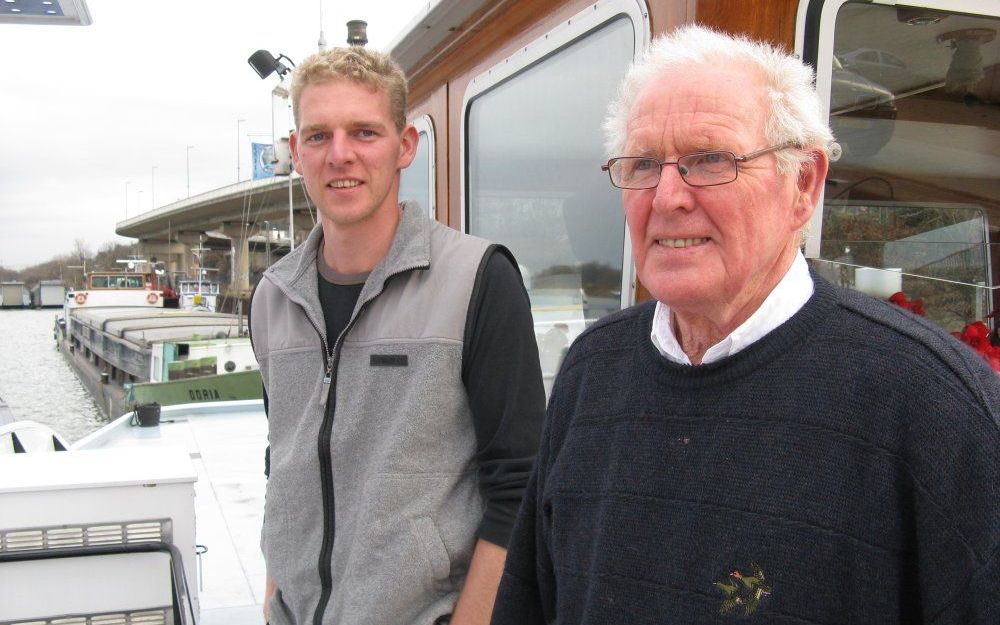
[639, 271, 839, 387]
[262, 201, 430, 333]
[651, 251, 815, 365]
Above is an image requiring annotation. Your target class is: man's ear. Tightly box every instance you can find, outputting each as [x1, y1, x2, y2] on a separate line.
[792, 147, 830, 230]
[397, 124, 419, 170]
[289, 131, 303, 175]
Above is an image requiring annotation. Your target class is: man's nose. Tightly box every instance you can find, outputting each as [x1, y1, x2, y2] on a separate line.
[651, 164, 694, 213]
[326, 132, 355, 165]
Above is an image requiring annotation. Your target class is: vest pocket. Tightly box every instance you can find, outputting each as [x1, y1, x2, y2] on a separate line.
[410, 516, 453, 592]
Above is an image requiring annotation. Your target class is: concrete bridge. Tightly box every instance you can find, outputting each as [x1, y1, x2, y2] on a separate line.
[116, 175, 316, 294]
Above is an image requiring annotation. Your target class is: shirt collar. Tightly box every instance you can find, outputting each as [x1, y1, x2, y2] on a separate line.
[651, 251, 814, 365]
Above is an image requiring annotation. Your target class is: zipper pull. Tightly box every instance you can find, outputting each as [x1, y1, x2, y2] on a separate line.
[319, 373, 331, 408]
[319, 357, 334, 408]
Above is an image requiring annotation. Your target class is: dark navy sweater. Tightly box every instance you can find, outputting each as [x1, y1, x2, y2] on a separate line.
[491, 276, 1000, 624]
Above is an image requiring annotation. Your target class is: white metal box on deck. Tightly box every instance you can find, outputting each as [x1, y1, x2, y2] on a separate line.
[0, 446, 198, 622]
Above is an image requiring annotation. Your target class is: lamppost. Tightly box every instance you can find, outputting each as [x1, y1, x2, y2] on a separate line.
[151, 165, 158, 209]
[124, 180, 132, 219]
[186, 145, 194, 198]
[236, 118, 246, 182]
[247, 48, 297, 250]
[263, 220, 272, 267]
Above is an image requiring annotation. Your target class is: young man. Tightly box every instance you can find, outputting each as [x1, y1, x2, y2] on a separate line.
[250, 46, 545, 625]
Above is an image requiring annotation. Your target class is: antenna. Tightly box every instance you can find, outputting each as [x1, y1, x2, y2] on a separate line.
[317, 0, 327, 52]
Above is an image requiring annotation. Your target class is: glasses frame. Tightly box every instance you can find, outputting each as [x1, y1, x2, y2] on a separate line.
[601, 143, 798, 189]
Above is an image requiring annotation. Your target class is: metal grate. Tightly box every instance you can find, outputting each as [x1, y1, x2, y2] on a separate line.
[0, 520, 170, 552]
[3, 607, 171, 625]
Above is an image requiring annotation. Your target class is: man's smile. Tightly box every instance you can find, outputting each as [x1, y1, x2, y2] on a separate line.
[327, 179, 363, 189]
[656, 237, 710, 249]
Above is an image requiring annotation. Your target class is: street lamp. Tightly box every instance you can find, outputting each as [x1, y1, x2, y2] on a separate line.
[237, 118, 246, 182]
[186, 145, 194, 198]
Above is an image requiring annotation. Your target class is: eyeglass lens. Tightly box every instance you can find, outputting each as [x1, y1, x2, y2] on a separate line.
[611, 151, 738, 188]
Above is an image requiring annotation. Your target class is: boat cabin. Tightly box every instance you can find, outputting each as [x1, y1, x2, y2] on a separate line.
[388, 0, 1000, 387]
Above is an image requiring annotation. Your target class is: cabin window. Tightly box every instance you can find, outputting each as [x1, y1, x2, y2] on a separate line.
[808, 1, 1000, 335]
[465, 8, 642, 395]
[399, 115, 436, 220]
[90, 275, 109, 288]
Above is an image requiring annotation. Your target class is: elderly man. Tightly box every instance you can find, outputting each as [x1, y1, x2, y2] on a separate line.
[491, 25, 999, 625]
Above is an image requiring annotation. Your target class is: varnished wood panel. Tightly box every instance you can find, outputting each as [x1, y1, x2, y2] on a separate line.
[693, 0, 798, 48]
[647, 0, 697, 36]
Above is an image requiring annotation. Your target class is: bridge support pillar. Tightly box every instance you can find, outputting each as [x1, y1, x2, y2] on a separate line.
[219, 222, 251, 296]
[174, 233, 204, 280]
[140, 239, 191, 282]
[232, 234, 250, 295]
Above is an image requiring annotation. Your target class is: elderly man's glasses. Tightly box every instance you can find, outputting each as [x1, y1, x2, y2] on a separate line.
[601, 143, 796, 189]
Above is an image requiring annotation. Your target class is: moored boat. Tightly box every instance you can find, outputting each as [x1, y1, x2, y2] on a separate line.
[58, 306, 259, 418]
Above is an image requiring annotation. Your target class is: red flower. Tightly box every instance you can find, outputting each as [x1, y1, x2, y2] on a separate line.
[888, 291, 924, 317]
[892, 292, 999, 371]
[954, 321, 1000, 372]
[889, 291, 910, 309]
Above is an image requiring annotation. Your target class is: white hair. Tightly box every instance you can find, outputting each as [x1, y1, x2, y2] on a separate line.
[603, 24, 834, 175]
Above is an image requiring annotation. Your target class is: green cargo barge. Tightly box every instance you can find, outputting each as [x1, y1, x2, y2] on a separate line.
[126, 369, 261, 406]
[58, 306, 259, 416]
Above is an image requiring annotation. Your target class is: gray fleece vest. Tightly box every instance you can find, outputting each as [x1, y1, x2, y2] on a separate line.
[251, 204, 491, 625]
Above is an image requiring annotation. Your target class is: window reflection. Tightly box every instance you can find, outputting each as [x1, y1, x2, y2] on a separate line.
[400, 126, 433, 218]
[467, 16, 634, 394]
[816, 2, 999, 333]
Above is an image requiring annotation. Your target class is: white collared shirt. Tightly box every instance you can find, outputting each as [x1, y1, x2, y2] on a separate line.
[650, 252, 814, 365]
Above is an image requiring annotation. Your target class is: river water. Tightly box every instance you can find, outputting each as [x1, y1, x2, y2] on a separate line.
[0, 309, 106, 443]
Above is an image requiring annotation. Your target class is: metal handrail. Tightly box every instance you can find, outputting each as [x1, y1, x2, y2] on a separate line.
[0, 541, 195, 625]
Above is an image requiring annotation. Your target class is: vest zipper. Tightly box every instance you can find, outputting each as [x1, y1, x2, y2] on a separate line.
[311, 262, 425, 625]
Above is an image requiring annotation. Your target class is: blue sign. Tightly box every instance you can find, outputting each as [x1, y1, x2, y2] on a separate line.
[252, 142, 276, 179]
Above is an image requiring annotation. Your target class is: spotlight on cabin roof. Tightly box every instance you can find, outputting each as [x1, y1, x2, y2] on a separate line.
[247, 50, 295, 81]
[347, 20, 368, 47]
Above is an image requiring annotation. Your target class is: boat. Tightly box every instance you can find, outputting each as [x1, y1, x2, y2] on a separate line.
[176, 278, 221, 312]
[379, 0, 1000, 384]
[0, 399, 267, 624]
[0, 281, 30, 309]
[30, 280, 67, 309]
[65, 260, 172, 310]
[53, 257, 260, 417]
[57, 305, 259, 418]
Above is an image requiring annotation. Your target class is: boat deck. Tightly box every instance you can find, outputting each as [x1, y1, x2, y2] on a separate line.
[75, 400, 268, 624]
[69, 307, 245, 349]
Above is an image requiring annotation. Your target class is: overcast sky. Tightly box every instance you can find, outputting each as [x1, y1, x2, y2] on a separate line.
[1, 0, 426, 269]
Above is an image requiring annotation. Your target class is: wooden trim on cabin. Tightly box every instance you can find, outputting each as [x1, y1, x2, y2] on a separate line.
[407, 0, 590, 105]
[647, 0, 697, 35]
[692, 0, 798, 48]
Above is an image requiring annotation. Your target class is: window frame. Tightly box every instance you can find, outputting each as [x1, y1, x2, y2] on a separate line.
[794, 0, 1000, 258]
[460, 0, 650, 309]
[405, 114, 437, 221]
